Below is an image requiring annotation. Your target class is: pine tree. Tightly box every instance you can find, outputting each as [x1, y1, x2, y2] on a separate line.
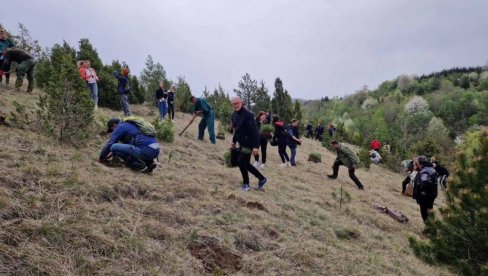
[36, 43, 94, 144]
[76, 38, 103, 71]
[409, 130, 488, 275]
[253, 80, 271, 114]
[140, 55, 166, 102]
[174, 76, 193, 113]
[12, 23, 42, 59]
[128, 76, 145, 104]
[233, 73, 257, 109]
[294, 100, 302, 121]
[272, 77, 294, 122]
[202, 86, 210, 98]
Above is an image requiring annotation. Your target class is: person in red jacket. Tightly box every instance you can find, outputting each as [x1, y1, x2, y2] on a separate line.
[370, 138, 381, 151]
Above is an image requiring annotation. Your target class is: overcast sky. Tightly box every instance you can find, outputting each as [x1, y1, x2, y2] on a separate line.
[2, 0, 487, 99]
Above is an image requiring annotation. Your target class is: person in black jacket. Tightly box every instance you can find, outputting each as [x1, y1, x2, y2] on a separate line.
[287, 120, 302, 166]
[254, 111, 270, 168]
[315, 123, 324, 141]
[431, 157, 450, 190]
[167, 86, 176, 121]
[272, 115, 290, 167]
[155, 82, 168, 120]
[231, 97, 267, 191]
[413, 156, 438, 223]
[306, 122, 313, 138]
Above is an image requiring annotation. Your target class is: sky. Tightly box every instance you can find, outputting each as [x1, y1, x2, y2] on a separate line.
[1, 0, 487, 99]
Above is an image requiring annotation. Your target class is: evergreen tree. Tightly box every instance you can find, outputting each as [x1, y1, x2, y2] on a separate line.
[293, 100, 302, 121]
[233, 73, 257, 109]
[202, 86, 210, 98]
[272, 77, 294, 122]
[36, 43, 94, 143]
[409, 130, 488, 275]
[76, 38, 103, 71]
[140, 55, 166, 102]
[97, 60, 122, 109]
[253, 80, 271, 113]
[12, 23, 42, 59]
[128, 76, 145, 104]
[174, 76, 193, 113]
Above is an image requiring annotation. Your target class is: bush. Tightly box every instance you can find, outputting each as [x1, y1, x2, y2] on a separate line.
[308, 152, 322, 163]
[381, 151, 404, 172]
[357, 148, 371, 169]
[410, 139, 442, 158]
[153, 117, 174, 143]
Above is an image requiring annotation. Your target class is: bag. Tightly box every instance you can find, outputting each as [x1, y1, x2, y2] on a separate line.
[123, 116, 156, 137]
[270, 135, 278, 146]
[405, 183, 414, 197]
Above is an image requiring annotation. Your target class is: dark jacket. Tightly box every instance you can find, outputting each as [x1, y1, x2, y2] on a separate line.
[433, 161, 450, 177]
[287, 125, 300, 147]
[99, 122, 158, 160]
[335, 144, 359, 169]
[1, 48, 33, 71]
[413, 165, 438, 200]
[193, 98, 213, 117]
[155, 88, 167, 100]
[274, 121, 289, 144]
[316, 125, 324, 135]
[167, 91, 175, 102]
[113, 72, 129, 94]
[232, 107, 260, 149]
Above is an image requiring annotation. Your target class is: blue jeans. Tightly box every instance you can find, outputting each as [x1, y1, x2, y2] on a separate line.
[119, 94, 131, 116]
[289, 145, 297, 166]
[158, 100, 167, 119]
[198, 111, 216, 144]
[88, 82, 98, 106]
[110, 143, 160, 166]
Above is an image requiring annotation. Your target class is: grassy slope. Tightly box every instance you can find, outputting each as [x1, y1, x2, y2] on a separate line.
[0, 83, 452, 275]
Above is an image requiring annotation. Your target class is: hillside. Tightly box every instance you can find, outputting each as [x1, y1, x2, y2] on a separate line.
[0, 82, 453, 275]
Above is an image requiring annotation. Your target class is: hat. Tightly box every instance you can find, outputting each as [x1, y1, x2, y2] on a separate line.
[107, 118, 121, 133]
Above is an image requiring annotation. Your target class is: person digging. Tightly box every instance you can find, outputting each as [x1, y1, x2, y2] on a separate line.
[327, 140, 365, 190]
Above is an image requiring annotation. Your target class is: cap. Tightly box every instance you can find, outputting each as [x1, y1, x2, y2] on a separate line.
[107, 118, 121, 133]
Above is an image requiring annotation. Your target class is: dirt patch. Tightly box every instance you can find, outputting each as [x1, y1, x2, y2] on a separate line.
[227, 194, 268, 213]
[189, 235, 242, 274]
[335, 228, 361, 240]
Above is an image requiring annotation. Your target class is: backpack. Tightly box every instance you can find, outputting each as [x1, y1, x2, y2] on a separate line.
[123, 116, 156, 137]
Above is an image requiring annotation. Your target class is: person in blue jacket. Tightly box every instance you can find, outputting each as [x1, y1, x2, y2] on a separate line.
[231, 96, 267, 191]
[99, 118, 159, 172]
[287, 119, 302, 166]
[113, 68, 131, 116]
[190, 96, 216, 144]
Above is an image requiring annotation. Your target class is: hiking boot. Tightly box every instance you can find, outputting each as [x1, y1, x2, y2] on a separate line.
[241, 184, 250, 191]
[327, 175, 337, 179]
[142, 163, 157, 173]
[257, 178, 267, 190]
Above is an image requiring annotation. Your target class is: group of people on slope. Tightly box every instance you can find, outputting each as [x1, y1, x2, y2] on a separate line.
[77, 62, 132, 116]
[368, 138, 391, 165]
[306, 122, 335, 141]
[401, 156, 449, 225]
[155, 82, 175, 121]
[0, 28, 35, 93]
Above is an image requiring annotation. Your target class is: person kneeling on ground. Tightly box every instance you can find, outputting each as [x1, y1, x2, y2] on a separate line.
[370, 149, 382, 165]
[327, 140, 365, 190]
[231, 96, 267, 191]
[413, 156, 438, 224]
[99, 118, 160, 173]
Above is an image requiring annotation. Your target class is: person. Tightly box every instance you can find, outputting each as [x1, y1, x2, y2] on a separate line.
[370, 150, 382, 164]
[79, 60, 99, 108]
[370, 137, 381, 151]
[167, 86, 176, 121]
[315, 123, 324, 141]
[431, 157, 450, 191]
[272, 115, 290, 167]
[327, 140, 365, 190]
[231, 97, 267, 191]
[0, 29, 15, 85]
[401, 158, 416, 195]
[1, 48, 36, 93]
[383, 141, 391, 152]
[327, 123, 336, 137]
[287, 119, 302, 166]
[413, 156, 438, 224]
[254, 111, 270, 168]
[306, 122, 313, 138]
[155, 82, 168, 120]
[113, 68, 131, 116]
[190, 96, 215, 144]
[99, 118, 160, 172]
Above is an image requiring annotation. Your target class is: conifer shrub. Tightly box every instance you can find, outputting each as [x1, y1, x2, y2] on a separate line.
[308, 152, 322, 163]
[153, 117, 174, 143]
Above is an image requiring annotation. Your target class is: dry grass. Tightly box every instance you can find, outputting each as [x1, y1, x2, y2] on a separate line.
[0, 80, 453, 275]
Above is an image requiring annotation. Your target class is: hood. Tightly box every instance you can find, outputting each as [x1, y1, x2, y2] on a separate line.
[275, 121, 284, 127]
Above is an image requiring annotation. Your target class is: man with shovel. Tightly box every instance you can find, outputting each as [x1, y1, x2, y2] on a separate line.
[188, 96, 216, 144]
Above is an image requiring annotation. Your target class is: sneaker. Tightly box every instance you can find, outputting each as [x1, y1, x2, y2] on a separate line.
[241, 184, 251, 191]
[257, 178, 267, 190]
[280, 163, 288, 168]
[259, 163, 266, 169]
[253, 161, 260, 167]
[286, 162, 291, 167]
[142, 163, 157, 173]
[327, 175, 337, 179]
